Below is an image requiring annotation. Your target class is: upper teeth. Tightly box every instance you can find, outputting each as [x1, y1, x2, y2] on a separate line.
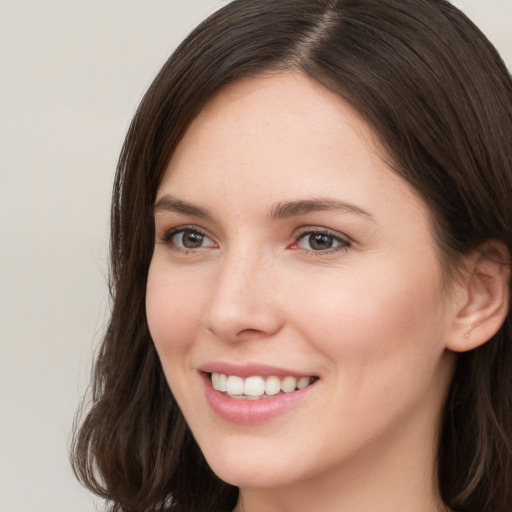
[211, 373, 312, 398]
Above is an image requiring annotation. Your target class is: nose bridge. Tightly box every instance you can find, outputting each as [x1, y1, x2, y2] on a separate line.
[204, 243, 281, 340]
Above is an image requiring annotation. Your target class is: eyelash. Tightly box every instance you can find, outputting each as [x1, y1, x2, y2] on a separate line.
[291, 228, 351, 255]
[159, 225, 351, 255]
[161, 225, 216, 253]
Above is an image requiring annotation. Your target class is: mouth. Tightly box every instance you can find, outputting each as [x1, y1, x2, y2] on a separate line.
[209, 372, 319, 400]
[200, 367, 320, 423]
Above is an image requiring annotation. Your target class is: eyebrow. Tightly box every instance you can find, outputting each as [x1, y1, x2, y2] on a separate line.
[153, 195, 212, 219]
[153, 194, 374, 222]
[269, 198, 374, 220]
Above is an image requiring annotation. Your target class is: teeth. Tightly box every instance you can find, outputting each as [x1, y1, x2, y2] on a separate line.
[210, 372, 314, 398]
[211, 372, 220, 389]
[218, 373, 228, 392]
[244, 376, 265, 396]
[281, 376, 297, 393]
[226, 375, 244, 395]
[265, 376, 281, 396]
[297, 376, 310, 389]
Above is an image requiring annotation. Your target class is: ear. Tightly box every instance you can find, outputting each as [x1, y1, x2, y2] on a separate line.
[446, 241, 510, 353]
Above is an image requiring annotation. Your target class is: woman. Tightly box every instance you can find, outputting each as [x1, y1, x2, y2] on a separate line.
[71, 1, 512, 511]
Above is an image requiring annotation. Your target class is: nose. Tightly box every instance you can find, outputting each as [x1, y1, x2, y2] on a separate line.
[203, 250, 283, 342]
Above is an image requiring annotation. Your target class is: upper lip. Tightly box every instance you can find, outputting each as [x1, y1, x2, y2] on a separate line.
[198, 362, 316, 379]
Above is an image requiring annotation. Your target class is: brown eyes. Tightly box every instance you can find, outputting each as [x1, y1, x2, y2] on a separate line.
[296, 232, 347, 251]
[163, 228, 216, 250]
[177, 230, 212, 249]
[162, 227, 350, 254]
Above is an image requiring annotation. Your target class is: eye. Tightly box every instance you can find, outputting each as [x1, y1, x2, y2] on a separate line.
[163, 227, 216, 250]
[293, 229, 350, 253]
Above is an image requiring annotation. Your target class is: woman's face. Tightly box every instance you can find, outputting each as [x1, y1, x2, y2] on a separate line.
[146, 72, 457, 492]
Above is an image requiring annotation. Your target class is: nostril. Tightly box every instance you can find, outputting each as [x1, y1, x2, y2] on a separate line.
[238, 328, 263, 336]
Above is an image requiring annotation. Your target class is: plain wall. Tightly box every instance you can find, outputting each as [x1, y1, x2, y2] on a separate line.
[0, 1, 510, 511]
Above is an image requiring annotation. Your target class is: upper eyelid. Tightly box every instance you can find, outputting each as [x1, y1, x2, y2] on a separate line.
[290, 227, 352, 253]
[293, 226, 351, 240]
[161, 225, 212, 241]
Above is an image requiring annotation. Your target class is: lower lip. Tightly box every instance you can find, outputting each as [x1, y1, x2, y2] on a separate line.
[201, 373, 318, 424]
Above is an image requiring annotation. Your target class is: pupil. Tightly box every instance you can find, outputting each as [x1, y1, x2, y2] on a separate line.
[183, 231, 203, 248]
[310, 234, 333, 250]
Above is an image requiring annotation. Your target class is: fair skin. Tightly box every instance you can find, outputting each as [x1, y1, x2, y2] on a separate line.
[146, 72, 507, 512]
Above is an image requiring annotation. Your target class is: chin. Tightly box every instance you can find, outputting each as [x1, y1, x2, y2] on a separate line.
[196, 432, 314, 490]
[209, 458, 297, 489]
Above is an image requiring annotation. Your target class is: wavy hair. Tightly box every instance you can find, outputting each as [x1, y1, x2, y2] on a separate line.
[71, 1, 512, 510]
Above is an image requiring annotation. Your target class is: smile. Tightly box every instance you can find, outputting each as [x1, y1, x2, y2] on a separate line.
[202, 369, 320, 423]
[210, 373, 316, 400]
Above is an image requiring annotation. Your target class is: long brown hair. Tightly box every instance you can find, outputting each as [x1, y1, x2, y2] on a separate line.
[71, 1, 512, 510]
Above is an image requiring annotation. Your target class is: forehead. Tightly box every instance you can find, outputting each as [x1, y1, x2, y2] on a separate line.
[158, 71, 426, 224]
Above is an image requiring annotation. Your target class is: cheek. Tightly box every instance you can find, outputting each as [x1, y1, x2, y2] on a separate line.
[287, 258, 447, 379]
[146, 262, 208, 361]
[284, 260, 451, 450]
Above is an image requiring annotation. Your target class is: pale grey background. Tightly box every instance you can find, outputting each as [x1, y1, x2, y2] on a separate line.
[0, 1, 510, 511]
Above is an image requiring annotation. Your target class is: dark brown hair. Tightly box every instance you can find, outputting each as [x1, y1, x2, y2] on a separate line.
[71, 1, 512, 511]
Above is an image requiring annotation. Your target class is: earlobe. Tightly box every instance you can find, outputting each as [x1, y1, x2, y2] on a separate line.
[446, 241, 510, 353]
